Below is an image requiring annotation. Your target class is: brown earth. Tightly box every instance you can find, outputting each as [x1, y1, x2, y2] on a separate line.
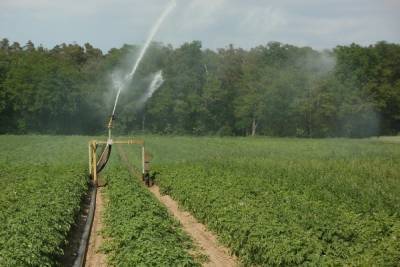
[117, 145, 237, 267]
[149, 185, 237, 267]
[84, 187, 107, 267]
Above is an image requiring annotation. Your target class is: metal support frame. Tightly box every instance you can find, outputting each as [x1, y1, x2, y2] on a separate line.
[88, 139, 146, 186]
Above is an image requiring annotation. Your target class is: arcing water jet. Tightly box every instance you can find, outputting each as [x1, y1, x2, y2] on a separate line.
[138, 70, 164, 108]
[126, 1, 176, 80]
[111, 0, 176, 119]
[90, 0, 176, 183]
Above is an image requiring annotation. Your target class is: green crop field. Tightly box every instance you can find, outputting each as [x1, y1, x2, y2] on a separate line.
[0, 135, 202, 266]
[1, 2, 400, 266]
[0, 135, 89, 266]
[126, 136, 400, 266]
[99, 151, 202, 266]
[1, 135, 399, 266]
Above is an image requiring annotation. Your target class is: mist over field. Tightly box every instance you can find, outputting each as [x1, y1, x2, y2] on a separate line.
[0, 38, 399, 137]
[0, 0, 399, 137]
[1, 1, 400, 267]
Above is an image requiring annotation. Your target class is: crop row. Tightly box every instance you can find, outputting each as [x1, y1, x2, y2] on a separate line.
[157, 161, 400, 266]
[0, 136, 89, 266]
[99, 151, 202, 266]
[137, 136, 400, 266]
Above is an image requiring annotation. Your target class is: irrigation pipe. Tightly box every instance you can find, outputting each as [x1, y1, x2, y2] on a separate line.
[73, 183, 97, 267]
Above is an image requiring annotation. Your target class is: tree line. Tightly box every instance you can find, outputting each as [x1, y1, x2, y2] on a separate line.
[0, 38, 399, 137]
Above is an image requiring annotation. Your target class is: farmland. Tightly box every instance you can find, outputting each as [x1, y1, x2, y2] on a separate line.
[127, 136, 400, 266]
[1, 1, 400, 267]
[0, 135, 89, 266]
[0, 135, 202, 266]
[99, 151, 202, 266]
[1, 135, 399, 266]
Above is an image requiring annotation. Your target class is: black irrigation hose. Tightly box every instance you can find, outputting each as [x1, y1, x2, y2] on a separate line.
[97, 144, 112, 174]
[73, 182, 97, 267]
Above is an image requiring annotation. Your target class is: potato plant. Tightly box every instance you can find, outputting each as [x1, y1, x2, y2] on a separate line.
[133, 136, 400, 266]
[1, 135, 399, 266]
[100, 153, 201, 266]
[0, 136, 89, 266]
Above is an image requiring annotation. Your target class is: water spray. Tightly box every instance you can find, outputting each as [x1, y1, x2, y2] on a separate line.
[83, 4, 176, 266]
[89, 0, 176, 184]
[109, 0, 176, 141]
[146, 70, 164, 99]
[138, 70, 164, 108]
[126, 0, 176, 80]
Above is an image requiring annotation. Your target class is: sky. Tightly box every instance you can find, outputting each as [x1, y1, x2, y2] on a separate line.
[0, 0, 399, 52]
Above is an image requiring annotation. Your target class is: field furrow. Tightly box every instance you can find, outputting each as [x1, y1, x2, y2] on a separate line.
[98, 148, 202, 266]
[137, 136, 400, 266]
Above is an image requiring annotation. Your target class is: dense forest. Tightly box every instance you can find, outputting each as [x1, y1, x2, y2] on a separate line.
[0, 38, 399, 137]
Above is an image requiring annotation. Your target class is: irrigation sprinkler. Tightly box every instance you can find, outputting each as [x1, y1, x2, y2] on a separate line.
[76, 3, 175, 266]
[86, 0, 176, 187]
[88, 115, 149, 186]
[83, 116, 150, 266]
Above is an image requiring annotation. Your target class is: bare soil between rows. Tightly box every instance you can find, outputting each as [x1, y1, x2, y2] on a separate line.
[149, 184, 237, 267]
[117, 145, 237, 267]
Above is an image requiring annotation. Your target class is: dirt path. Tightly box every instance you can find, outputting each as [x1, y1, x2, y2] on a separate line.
[117, 145, 237, 267]
[85, 187, 107, 267]
[149, 185, 237, 267]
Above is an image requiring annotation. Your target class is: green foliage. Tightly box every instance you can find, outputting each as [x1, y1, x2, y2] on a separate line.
[100, 153, 201, 266]
[0, 135, 204, 266]
[132, 136, 400, 266]
[0, 135, 89, 266]
[0, 39, 399, 136]
[1, 135, 399, 266]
